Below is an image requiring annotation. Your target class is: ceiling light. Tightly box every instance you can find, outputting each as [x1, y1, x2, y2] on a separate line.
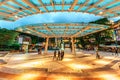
[83, 12, 87, 14]
[99, 11, 103, 15]
[24, 13, 27, 16]
[16, 28, 23, 32]
[15, 15, 18, 18]
[25, 31, 30, 33]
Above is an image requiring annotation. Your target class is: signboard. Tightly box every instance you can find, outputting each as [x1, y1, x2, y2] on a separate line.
[116, 29, 120, 41]
[114, 29, 120, 41]
[18, 37, 23, 44]
[23, 41, 29, 44]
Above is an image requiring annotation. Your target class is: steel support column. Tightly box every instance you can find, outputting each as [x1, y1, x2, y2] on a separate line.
[44, 37, 49, 54]
[71, 37, 75, 55]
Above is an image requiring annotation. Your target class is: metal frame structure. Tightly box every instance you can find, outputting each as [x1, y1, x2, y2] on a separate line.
[0, 0, 119, 21]
[0, 0, 120, 54]
[16, 23, 110, 38]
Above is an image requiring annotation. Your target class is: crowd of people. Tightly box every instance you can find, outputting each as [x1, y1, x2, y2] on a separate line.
[53, 50, 64, 61]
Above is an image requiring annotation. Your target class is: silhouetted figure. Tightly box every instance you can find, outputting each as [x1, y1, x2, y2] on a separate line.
[61, 50, 64, 60]
[94, 46, 100, 59]
[38, 48, 40, 54]
[38, 47, 42, 54]
[53, 50, 57, 60]
[115, 47, 118, 56]
[57, 50, 61, 60]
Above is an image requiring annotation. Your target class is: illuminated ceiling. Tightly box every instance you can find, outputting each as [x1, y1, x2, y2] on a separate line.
[0, 0, 120, 37]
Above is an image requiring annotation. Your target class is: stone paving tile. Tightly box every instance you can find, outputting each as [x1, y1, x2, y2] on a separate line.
[0, 50, 119, 80]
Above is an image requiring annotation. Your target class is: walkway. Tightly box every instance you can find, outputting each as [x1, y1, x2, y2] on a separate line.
[0, 50, 120, 80]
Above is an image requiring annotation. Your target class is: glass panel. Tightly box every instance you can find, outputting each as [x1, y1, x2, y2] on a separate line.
[1, 5, 16, 11]
[7, 1, 21, 9]
[106, 2, 120, 8]
[8, 17, 14, 21]
[42, 0, 50, 4]
[80, 6, 88, 11]
[0, 10, 11, 14]
[46, 6, 53, 11]
[18, 12, 25, 15]
[30, 0, 40, 6]
[98, 0, 114, 7]
[74, 6, 79, 10]
[64, 0, 73, 4]
[54, 0, 61, 4]
[55, 6, 62, 11]
[31, 8, 37, 13]
[88, 8, 96, 12]
[24, 10, 32, 14]
[39, 7, 45, 12]
[64, 6, 70, 10]
[16, 0, 29, 8]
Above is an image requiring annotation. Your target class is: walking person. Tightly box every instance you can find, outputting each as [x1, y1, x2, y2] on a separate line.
[38, 47, 40, 54]
[61, 50, 64, 60]
[38, 47, 42, 54]
[115, 47, 118, 56]
[57, 50, 61, 60]
[53, 50, 57, 60]
[94, 45, 100, 59]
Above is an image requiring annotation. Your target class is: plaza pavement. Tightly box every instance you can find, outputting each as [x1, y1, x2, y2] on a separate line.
[0, 50, 120, 80]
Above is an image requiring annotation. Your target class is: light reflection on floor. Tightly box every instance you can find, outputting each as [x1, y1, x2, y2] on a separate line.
[62, 58, 73, 61]
[11, 60, 48, 68]
[50, 76, 73, 80]
[67, 63, 92, 70]
[0, 53, 120, 80]
[98, 73, 120, 80]
[14, 72, 41, 80]
[94, 60, 111, 65]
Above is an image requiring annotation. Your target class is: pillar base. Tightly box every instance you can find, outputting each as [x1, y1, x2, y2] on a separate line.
[44, 53, 47, 55]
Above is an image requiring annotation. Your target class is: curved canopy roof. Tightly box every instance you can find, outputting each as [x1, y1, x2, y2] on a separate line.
[0, 0, 120, 21]
[0, 0, 120, 37]
[16, 23, 110, 37]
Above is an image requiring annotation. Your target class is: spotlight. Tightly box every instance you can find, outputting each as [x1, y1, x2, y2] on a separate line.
[99, 11, 103, 15]
[15, 15, 18, 18]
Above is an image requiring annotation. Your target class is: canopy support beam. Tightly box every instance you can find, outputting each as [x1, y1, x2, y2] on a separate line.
[39, 0, 48, 12]
[72, 26, 90, 37]
[71, 37, 75, 55]
[69, 0, 78, 11]
[44, 37, 49, 55]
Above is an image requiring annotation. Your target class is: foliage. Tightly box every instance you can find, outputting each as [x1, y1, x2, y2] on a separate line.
[93, 32, 101, 45]
[77, 29, 113, 49]
[12, 43, 20, 50]
[19, 32, 44, 44]
[90, 18, 111, 26]
[0, 28, 19, 45]
[31, 36, 44, 44]
[100, 29, 113, 44]
[77, 37, 87, 49]
[76, 18, 114, 48]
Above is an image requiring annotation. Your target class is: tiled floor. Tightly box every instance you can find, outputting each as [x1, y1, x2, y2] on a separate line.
[0, 50, 120, 80]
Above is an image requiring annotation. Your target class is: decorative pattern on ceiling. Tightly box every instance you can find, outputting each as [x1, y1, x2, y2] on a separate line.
[0, 0, 120, 21]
